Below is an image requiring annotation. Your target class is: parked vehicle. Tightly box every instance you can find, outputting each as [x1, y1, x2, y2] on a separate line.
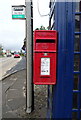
[14, 52, 20, 58]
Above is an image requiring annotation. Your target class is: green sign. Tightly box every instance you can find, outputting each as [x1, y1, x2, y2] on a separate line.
[12, 15, 25, 19]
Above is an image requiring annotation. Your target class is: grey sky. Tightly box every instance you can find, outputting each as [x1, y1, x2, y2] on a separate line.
[0, 0, 50, 51]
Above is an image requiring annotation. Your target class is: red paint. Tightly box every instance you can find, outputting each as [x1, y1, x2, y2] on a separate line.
[33, 30, 57, 85]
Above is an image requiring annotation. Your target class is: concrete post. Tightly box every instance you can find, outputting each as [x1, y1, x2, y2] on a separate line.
[25, 0, 33, 113]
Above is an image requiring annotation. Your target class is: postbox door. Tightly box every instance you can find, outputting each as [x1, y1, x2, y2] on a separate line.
[33, 52, 56, 85]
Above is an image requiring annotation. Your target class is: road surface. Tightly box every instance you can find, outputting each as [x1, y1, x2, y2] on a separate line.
[0, 56, 26, 80]
[0, 56, 26, 119]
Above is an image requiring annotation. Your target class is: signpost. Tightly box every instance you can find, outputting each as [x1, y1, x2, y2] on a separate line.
[12, 2, 33, 113]
[12, 5, 26, 19]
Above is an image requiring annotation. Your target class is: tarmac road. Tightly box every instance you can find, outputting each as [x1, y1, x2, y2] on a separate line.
[0, 56, 26, 80]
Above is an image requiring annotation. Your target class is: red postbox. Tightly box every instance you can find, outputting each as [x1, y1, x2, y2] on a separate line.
[33, 30, 57, 85]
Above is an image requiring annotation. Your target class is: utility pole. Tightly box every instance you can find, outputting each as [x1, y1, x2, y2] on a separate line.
[25, 0, 34, 113]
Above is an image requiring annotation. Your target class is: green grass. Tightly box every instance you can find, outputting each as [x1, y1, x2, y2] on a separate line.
[0, 55, 4, 58]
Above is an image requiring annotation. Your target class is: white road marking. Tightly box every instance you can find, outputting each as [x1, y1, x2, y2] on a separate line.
[8, 99, 13, 102]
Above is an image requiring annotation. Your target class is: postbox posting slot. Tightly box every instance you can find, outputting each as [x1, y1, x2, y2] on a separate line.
[36, 39, 55, 43]
[35, 39, 56, 51]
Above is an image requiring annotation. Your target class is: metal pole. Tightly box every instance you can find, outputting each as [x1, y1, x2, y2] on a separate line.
[25, 0, 33, 113]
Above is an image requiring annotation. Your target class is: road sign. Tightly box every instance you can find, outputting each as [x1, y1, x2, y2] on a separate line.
[12, 5, 26, 19]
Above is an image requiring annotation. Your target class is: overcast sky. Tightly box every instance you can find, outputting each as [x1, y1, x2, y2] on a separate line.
[0, 0, 50, 51]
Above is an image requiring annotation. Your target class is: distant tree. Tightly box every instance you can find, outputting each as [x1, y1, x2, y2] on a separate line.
[47, 26, 50, 30]
[40, 25, 46, 30]
[0, 44, 3, 49]
[0, 44, 3, 56]
[35, 28, 39, 30]
[35, 25, 47, 30]
[22, 37, 26, 51]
